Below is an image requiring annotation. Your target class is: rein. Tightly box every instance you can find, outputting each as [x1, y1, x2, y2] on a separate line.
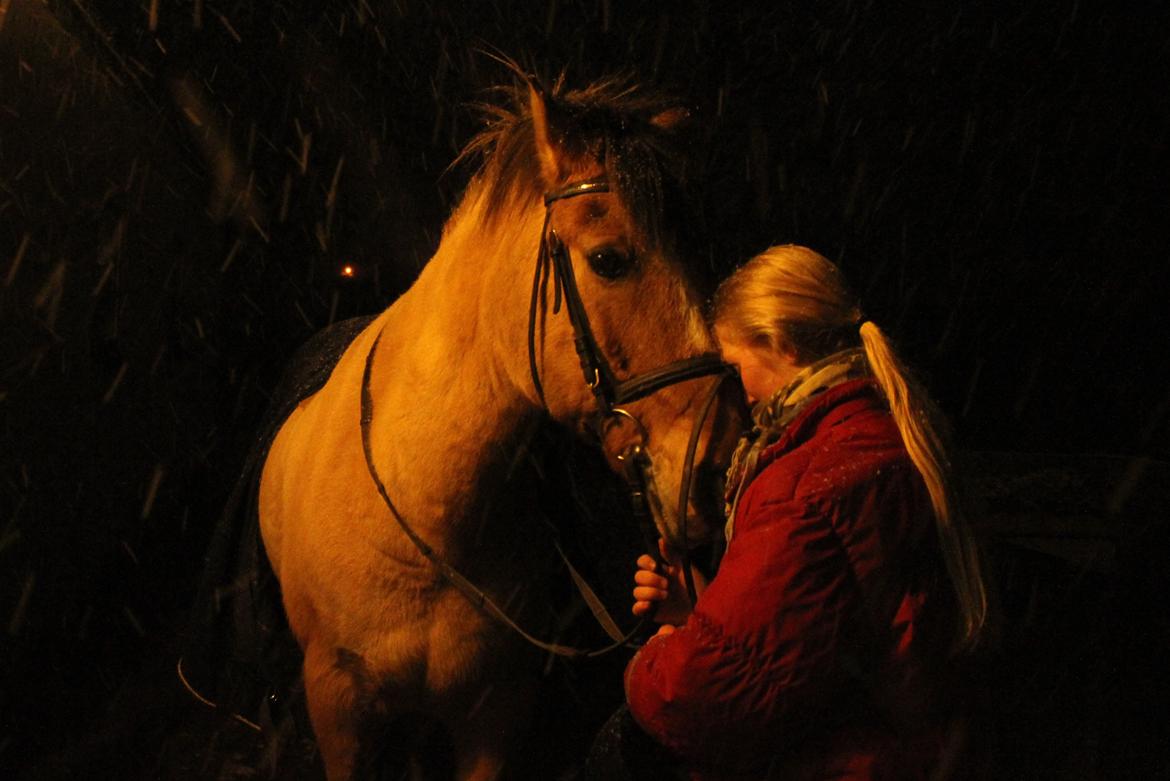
[359, 176, 734, 658]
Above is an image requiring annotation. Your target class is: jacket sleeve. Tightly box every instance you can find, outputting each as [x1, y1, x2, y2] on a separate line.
[624, 489, 864, 766]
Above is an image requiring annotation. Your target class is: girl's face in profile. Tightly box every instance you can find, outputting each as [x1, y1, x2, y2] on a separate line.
[715, 326, 795, 406]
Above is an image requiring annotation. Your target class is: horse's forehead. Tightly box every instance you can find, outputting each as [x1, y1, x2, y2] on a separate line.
[557, 193, 635, 238]
[552, 182, 651, 249]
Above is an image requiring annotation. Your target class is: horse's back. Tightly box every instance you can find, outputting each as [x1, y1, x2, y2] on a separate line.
[268, 316, 377, 426]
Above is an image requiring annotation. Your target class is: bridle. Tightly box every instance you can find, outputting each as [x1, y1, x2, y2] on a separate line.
[360, 176, 737, 658]
[529, 177, 730, 415]
[532, 177, 735, 600]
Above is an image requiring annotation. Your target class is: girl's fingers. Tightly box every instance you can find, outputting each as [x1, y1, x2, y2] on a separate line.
[632, 586, 667, 603]
[632, 600, 655, 616]
[635, 554, 658, 572]
[633, 570, 669, 589]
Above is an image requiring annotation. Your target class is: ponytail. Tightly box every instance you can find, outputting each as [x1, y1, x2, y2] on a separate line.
[715, 245, 988, 651]
[860, 321, 988, 650]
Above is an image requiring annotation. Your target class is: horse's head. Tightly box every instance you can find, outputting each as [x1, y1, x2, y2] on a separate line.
[474, 77, 747, 550]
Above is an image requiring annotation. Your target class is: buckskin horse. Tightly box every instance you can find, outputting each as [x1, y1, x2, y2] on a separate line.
[256, 73, 743, 779]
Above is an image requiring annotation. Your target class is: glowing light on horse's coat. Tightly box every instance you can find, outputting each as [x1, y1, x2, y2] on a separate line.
[257, 78, 741, 780]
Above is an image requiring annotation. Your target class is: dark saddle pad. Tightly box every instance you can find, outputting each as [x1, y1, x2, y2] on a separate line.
[182, 315, 375, 724]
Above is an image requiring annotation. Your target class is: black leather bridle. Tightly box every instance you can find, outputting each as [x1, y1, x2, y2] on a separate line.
[529, 177, 731, 415]
[530, 177, 737, 603]
[359, 176, 737, 657]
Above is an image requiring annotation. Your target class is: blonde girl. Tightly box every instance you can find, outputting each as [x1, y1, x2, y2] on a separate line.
[620, 245, 987, 780]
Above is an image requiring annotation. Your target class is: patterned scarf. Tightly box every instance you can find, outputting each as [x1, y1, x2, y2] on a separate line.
[723, 347, 870, 541]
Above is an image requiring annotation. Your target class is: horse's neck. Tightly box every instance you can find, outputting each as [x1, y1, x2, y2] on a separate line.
[363, 192, 544, 533]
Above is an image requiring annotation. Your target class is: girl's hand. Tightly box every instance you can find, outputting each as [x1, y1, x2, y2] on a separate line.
[631, 539, 706, 626]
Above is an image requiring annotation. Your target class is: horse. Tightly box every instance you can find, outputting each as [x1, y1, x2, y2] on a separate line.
[256, 74, 744, 780]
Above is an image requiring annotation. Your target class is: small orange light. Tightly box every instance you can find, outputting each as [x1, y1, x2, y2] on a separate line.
[341, 264, 355, 277]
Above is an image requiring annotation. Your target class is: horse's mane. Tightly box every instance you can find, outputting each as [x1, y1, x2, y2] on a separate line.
[455, 75, 702, 257]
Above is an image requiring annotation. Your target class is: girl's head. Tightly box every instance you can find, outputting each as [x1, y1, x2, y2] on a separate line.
[714, 245, 989, 651]
[712, 244, 862, 368]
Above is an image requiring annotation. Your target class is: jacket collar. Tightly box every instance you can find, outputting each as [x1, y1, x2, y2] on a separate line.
[753, 377, 884, 473]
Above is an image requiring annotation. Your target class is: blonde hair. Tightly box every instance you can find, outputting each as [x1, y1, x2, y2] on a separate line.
[713, 245, 987, 650]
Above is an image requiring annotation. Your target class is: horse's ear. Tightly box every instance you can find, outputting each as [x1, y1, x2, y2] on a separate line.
[649, 107, 691, 132]
[528, 81, 564, 188]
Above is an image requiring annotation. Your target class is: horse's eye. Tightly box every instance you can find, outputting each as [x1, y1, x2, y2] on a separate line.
[586, 247, 635, 280]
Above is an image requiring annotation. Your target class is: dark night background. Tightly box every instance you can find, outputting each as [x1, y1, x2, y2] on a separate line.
[2, 0, 1168, 778]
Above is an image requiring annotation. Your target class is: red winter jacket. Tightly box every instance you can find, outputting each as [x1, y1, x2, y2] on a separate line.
[624, 379, 957, 780]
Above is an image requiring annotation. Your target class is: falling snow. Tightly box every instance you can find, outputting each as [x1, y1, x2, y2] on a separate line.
[1, 0, 1168, 778]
